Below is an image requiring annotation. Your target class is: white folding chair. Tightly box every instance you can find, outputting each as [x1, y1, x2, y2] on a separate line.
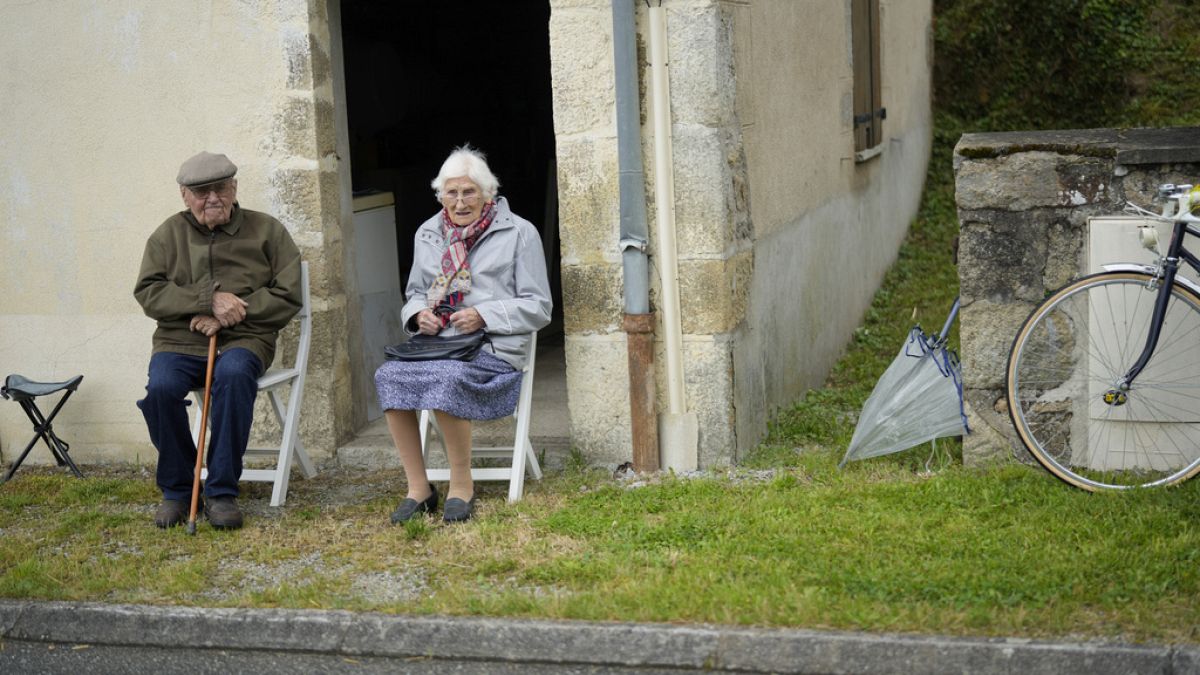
[419, 331, 542, 502]
[192, 261, 316, 506]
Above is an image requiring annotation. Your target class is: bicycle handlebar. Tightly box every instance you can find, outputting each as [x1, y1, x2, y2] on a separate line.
[1126, 183, 1200, 223]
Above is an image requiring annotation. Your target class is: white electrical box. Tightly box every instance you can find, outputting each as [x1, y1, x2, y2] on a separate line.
[1083, 215, 1200, 469]
[354, 193, 402, 422]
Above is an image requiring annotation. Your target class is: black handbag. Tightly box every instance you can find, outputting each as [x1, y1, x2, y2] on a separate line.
[384, 330, 492, 362]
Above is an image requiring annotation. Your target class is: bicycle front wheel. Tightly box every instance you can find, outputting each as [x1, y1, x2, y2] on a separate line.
[1007, 271, 1200, 490]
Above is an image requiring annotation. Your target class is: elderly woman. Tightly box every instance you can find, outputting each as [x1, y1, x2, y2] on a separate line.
[375, 146, 552, 523]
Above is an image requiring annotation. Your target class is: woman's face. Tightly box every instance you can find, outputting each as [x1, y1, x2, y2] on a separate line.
[441, 176, 485, 226]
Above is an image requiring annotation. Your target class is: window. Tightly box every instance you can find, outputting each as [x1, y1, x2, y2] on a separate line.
[851, 0, 884, 158]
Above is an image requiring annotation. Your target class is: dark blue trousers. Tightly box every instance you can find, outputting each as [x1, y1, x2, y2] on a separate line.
[137, 349, 263, 500]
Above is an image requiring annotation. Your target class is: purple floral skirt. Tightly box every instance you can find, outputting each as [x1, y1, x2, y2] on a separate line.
[374, 352, 522, 420]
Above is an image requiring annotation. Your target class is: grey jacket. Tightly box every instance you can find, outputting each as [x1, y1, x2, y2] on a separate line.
[401, 197, 552, 370]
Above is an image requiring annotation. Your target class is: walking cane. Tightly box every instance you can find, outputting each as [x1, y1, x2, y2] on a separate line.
[187, 334, 218, 535]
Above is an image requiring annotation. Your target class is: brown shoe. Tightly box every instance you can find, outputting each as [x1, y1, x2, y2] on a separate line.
[154, 498, 200, 529]
[204, 496, 244, 530]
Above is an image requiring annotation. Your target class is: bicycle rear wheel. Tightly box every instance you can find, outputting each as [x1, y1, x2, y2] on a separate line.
[1006, 271, 1200, 490]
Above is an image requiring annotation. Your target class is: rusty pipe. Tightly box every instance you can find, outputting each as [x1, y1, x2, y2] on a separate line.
[624, 313, 659, 472]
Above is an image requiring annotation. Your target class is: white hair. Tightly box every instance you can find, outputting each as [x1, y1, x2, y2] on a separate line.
[430, 145, 500, 202]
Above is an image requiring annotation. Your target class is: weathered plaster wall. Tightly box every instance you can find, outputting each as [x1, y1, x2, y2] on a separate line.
[731, 0, 933, 451]
[0, 0, 353, 468]
[954, 128, 1200, 465]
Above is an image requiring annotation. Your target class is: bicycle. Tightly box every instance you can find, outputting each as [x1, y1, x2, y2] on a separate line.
[1006, 182, 1200, 490]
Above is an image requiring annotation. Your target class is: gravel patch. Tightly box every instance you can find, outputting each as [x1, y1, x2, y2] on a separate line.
[200, 552, 333, 601]
[350, 570, 429, 604]
[603, 465, 785, 490]
[198, 551, 431, 606]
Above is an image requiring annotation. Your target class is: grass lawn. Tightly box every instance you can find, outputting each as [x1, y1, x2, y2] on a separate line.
[2, 458, 1198, 645]
[3, 126, 1199, 645]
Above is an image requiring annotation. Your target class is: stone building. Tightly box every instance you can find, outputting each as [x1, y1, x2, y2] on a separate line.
[0, 0, 932, 473]
[955, 127, 1200, 465]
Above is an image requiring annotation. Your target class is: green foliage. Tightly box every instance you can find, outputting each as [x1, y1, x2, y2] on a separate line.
[935, 0, 1200, 130]
[563, 447, 589, 474]
[58, 477, 155, 505]
[936, 0, 1150, 130]
[401, 515, 433, 541]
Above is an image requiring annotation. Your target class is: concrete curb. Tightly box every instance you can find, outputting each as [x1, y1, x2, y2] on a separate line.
[1, 600, 1197, 674]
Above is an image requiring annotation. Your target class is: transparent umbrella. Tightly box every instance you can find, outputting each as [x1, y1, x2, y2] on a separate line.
[840, 299, 970, 468]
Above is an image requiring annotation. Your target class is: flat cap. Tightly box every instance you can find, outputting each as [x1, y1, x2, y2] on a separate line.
[176, 151, 237, 187]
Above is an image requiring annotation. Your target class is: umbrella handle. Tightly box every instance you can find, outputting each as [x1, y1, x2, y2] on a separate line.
[937, 297, 960, 343]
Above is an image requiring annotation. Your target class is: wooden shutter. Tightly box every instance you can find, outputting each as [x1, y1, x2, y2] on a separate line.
[852, 0, 883, 152]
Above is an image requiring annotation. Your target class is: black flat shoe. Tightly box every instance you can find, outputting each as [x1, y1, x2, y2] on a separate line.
[391, 484, 439, 524]
[442, 495, 475, 523]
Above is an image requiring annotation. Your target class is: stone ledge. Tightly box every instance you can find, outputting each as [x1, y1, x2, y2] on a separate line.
[956, 127, 1200, 165]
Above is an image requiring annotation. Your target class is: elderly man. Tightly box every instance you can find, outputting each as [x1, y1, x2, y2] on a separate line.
[134, 151, 302, 529]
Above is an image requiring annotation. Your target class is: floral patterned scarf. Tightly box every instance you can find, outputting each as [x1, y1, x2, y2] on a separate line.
[427, 200, 496, 327]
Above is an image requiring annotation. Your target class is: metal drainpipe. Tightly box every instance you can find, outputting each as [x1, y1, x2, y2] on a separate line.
[612, 0, 659, 472]
[647, 0, 698, 470]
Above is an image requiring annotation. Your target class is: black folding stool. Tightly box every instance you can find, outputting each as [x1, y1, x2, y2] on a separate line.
[1, 374, 85, 482]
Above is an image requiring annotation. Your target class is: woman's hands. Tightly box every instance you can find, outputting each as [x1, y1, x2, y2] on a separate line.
[415, 309, 441, 335]
[449, 307, 485, 333]
[416, 307, 485, 335]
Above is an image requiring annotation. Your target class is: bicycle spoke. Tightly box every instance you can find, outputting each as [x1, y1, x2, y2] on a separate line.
[1008, 273, 1200, 489]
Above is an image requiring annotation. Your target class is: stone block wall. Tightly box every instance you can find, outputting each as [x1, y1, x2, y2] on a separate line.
[955, 127, 1200, 465]
[549, 0, 749, 467]
[232, 1, 354, 461]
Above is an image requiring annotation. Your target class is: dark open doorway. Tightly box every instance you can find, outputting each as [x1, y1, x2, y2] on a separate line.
[337, 0, 569, 453]
[339, 0, 561, 332]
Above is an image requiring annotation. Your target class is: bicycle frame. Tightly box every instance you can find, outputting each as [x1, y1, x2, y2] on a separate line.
[1116, 201, 1200, 389]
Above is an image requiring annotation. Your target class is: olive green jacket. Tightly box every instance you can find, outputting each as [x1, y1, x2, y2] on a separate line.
[134, 205, 302, 368]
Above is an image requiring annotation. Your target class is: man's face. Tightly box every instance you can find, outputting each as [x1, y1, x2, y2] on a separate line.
[181, 179, 237, 228]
